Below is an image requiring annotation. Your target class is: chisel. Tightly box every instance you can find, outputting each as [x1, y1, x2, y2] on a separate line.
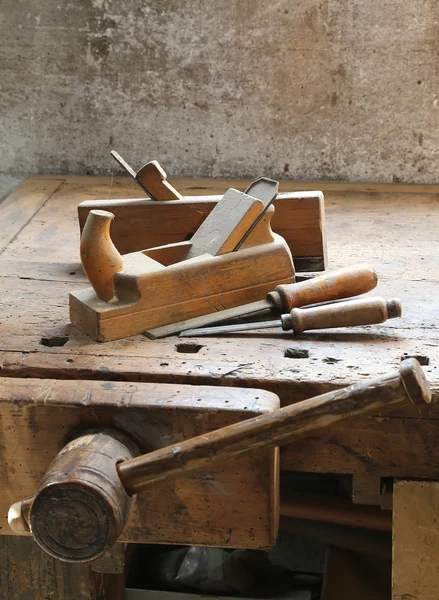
[179, 296, 401, 337]
[145, 264, 378, 339]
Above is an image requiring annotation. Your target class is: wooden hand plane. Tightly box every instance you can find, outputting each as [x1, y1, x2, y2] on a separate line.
[77, 152, 327, 272]
[70, 179, 295, 341]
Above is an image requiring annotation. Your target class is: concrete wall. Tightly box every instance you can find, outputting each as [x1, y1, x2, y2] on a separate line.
[1, 0, 439, 198]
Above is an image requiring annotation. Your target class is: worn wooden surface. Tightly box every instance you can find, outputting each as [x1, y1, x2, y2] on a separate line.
[0, 535, 98, 599]
[0, 377, 279, 549]
[1, 175, 439, 483]
[0, 534, 125, 599]
[393, 480, 439, 600]
[0, 177, 64, 252]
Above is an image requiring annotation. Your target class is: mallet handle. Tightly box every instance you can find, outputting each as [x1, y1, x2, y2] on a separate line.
[118, 358, 431, 495]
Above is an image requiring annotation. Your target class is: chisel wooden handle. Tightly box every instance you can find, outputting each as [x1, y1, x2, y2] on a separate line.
[267, 264, 377, 312]
[281, 296, 401, 333]
[118, 358, 429, 494]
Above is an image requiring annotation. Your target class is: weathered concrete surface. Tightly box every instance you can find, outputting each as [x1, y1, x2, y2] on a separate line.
[1, 0, 439, 195]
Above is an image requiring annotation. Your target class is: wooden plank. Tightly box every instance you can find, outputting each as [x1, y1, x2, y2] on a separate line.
[280, 517, 392, 560]
[281, 415, 439, 478]
[0, 535, 92, 599]
[174, 177, 439, 196]
[393, 480, 439, 600]
[0, 377, 279, 550]
[0, 177, 64, 253]
[280, 491, 392, 531]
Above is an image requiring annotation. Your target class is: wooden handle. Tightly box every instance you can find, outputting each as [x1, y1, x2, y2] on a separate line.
[117, 358, 430, 495]
[135, 160, 182, 201]
[267, 264, 378, 312]
[110, 151, 182, 200]
[281, 296, 401, 333]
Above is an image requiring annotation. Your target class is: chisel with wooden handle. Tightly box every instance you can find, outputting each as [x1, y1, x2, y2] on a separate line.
[179, 296, 401, 337]
[145, 264, 378, 339]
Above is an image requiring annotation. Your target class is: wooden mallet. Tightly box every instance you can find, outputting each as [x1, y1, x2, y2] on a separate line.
[8, 359, 431, 562]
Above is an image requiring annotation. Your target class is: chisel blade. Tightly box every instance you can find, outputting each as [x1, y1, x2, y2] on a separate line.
[179, 319, 283, 337]
[143, 299, 273, 339]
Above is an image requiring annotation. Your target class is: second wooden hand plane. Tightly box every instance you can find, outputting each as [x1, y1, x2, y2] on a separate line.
[145, 264, 378, 339]
[79, 153, 327, 272]
[179, 296, 402, 337]
[71, 178, 294, 341]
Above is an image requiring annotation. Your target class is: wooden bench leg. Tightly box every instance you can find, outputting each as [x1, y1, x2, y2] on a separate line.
[393, 480, 439, 600]
[0, 535, 126, 600]
[90, 543, 126, 600]
[321, 546, 390, 599]
[0, 535, 92, 599]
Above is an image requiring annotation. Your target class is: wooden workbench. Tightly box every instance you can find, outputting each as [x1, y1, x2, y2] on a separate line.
[1, 175, 438, 599]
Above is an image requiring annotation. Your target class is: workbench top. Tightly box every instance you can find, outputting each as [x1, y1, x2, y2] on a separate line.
[1, 174, 438, 479]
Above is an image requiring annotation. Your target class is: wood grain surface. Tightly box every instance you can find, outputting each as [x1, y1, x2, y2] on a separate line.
[0, 535, 100, 599]
[1, 175, 438, 483]
[392, 480, 439, 600]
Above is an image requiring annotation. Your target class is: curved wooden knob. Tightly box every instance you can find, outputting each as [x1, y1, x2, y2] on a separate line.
[80, 210, 124, 301]
[29, 430, 139, 563]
